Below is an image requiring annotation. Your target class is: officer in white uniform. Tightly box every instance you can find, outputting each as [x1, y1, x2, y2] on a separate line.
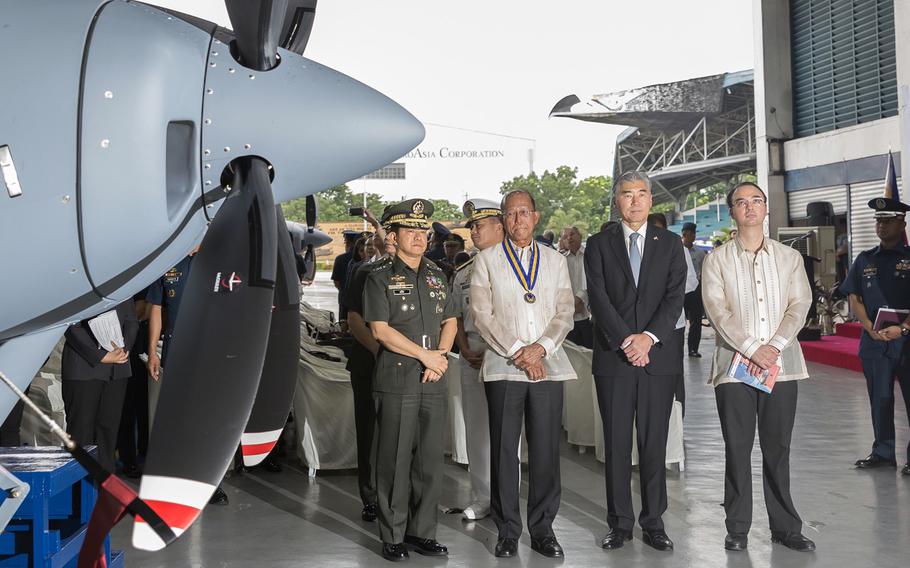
[452, 198, 504, 520]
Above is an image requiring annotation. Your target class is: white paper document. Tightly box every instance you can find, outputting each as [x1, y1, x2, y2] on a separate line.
[88, 310, 124, 351]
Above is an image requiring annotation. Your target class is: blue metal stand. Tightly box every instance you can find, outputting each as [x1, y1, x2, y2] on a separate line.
[0, 447, 124, 567]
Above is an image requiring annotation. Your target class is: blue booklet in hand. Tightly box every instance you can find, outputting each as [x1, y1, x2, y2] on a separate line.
[726, 352, 779, 394]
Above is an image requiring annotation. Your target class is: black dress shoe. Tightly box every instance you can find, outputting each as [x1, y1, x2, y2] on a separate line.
[855, 453, 897, 468]
[260, 457, 282, 472]
[361, 502, 378, 522]
[403, 535, 448, 556]
[601, 528, 632, 550]
[688, 351, 702, 358]
[381, 542, 409, 561]
[208, 486, 229, 506]
[642, 529, 674, 551]
[724, 534, 748, 551]
[771, 532, 816, 552]
[902, 463, 910, 476]
[494, 537, 518, 558]
[531, 536, 564, 558]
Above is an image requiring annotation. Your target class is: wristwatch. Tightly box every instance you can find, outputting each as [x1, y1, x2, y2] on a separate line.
[901, 324, 910, 337]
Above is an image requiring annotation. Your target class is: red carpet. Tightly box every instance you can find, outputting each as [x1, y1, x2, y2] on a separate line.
[835, 322, 863, 339]
[798, 323, 863, 373]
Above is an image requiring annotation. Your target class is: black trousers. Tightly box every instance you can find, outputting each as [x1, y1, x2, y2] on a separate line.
[567, 318, 594, 349]
[350, 362, 377, 506]
[715, 381, 802, 536]
[117, 350, 149, 468]
[684, 287, 703, 354]
[861, 356, 910, 463]
[485, 380, 563, 540]
[62, 378, 128, 472]
[594, 370, 675, 531]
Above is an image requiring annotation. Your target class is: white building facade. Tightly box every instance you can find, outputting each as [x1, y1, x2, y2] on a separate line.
[754, 0, 909, 259]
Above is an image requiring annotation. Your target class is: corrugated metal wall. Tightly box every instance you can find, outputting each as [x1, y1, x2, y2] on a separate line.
[787, 185, 849, 218]
[791, 0, 898, 137]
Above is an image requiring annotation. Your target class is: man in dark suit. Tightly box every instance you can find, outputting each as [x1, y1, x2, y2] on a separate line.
[62, 299, 139, 471]
[585, 170, 687, 552]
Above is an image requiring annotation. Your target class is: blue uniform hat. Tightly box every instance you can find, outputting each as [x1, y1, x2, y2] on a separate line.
[868, 197, 910, 218]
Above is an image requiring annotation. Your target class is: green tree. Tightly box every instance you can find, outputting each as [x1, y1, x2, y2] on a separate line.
[429, 199, 461, 221]
[282, 184, 387, 223]
[500, 166, 611, 237]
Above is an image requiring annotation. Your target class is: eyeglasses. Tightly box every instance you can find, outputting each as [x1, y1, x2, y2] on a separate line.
[732, 197, 766, 209]
[504, 208, 535, 220]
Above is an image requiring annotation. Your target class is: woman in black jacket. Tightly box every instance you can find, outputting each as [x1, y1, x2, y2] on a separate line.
[61, 299, 138, 471]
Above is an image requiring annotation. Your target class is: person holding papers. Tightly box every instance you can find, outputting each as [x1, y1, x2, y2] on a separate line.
[701, 182, 814, 552]
[61, 299, 138, 471]
[840, 197, 910, 475]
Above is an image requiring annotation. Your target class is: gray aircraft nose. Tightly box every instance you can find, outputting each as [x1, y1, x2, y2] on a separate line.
[286, 221, 333, 251]
[201, 45, 425, 205]
[302, 228, 332, 249]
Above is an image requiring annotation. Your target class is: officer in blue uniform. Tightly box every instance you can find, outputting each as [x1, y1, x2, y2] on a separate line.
[840, 197, 910, 475]
[146, 254, 193, 374]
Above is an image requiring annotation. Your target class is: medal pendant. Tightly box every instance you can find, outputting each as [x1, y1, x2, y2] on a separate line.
[524, 292, 536, 304]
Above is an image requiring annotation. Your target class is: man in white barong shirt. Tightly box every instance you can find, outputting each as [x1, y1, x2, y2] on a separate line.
[470, 190, 576, 559]
[701, 181, 815, 553]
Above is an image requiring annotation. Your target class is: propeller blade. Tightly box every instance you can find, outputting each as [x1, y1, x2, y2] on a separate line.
[241, 205, 301, 466]
[225, 0, 288, 71]
[132, 157, 277, 551]
[280, 0, 318, 55]
[305, 194, 318, 229]
[302, 244, 316, 284]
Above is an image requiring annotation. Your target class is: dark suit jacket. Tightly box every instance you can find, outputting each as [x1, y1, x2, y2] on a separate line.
[62, 299, 138, 381]
[584, 222, 686, 377]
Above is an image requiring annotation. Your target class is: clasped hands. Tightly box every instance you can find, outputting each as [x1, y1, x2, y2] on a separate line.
[512, 343, 547, 381]
[746, 344, 780, 377]
[461, 347, 485, 370]
[621, 333, 654, 367]
[419, 349, 449, 383]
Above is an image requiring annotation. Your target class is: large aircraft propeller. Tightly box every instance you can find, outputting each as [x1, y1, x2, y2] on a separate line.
[132, 0, 332, 551]
[134, 156, 277, 549]
[240, 205, 301, 466]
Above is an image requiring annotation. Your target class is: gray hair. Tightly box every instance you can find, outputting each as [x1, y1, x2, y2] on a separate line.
[611, 170, 653, 203]
[500, 189, 537, 212]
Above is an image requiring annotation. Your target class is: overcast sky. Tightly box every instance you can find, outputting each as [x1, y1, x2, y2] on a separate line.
[150, 0, 755, 203]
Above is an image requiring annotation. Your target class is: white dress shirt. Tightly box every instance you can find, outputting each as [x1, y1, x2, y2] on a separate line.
[452, 258, 481, 338]
[470, 240, 577, 382]
[676, 247, 699, 329]
[564, 247, 589, 321]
